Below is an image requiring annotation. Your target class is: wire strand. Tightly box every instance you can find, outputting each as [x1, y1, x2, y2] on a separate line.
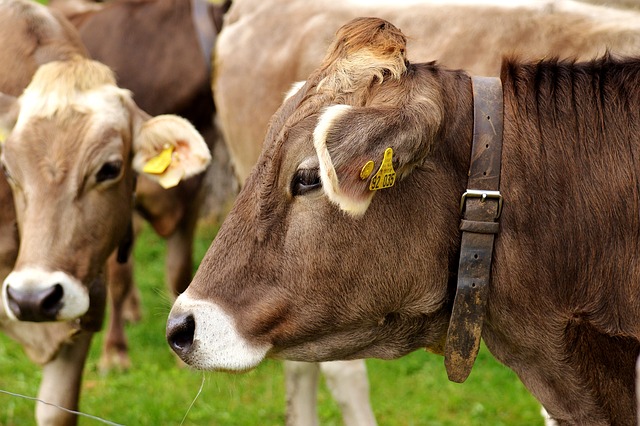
[180, 372, 206, 426]
[0, 388, 124, 426]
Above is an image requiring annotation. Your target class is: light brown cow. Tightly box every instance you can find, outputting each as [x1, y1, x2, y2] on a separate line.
[213, 0, 640, 424]
[49, 0, 235, 371]
[0, 1, 210, 424]
[171, 14, 640, 426]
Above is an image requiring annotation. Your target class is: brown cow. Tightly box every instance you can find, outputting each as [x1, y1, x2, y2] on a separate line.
[48, 0, 235, 370]
[0, 1, 210, 424]
[169, 17, 640, 425]
[213, 0, 640, 424]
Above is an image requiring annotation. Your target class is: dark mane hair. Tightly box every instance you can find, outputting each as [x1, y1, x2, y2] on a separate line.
[499, 53, 640, 272]
[500, 53, 640, 143]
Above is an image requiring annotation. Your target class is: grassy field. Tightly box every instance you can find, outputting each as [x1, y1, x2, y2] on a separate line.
[0, 221, 542, 425]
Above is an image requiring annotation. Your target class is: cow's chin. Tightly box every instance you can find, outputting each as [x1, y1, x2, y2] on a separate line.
[167, 294, 271, 372]
[271, 315, 450, 363]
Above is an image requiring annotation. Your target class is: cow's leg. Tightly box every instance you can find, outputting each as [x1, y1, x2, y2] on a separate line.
[320, 360, 377, 426]
[165, 195, 201, 297]
[122, 282, 142, 323]
[284, 360, 320, 426]
[36, 331, 93, 426]
[99, 250, 132, 371]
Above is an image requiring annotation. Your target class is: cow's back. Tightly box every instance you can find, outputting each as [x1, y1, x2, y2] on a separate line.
[214, 0, 640, 183]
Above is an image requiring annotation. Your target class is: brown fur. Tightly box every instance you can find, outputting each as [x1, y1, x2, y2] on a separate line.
[187, 17, 640, 424]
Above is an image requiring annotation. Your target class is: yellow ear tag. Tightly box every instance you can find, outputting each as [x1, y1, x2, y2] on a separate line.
[360, 161, 374, 180]
[369, 147, 396, 191]
[143, 145, 174, 175]
[0, 128, 7, 145]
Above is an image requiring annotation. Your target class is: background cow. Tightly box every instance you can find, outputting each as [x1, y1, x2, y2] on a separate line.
[48, 0, 237, 371]
[0, 1, 210, 424]
[169, 16, 640, 425]
[214, 0, 640, 184]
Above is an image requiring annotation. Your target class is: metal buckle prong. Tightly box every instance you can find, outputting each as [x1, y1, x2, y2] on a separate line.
[459, 189, 503, 218]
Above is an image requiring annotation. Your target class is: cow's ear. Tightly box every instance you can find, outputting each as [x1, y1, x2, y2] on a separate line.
[313, 103, 434, 217]
[0, 93, 19, 145]
[132, 115, 211, 189]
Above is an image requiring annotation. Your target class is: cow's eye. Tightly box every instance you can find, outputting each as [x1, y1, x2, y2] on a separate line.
[291, 168, 321, 196]
[96, 160, 123, 183]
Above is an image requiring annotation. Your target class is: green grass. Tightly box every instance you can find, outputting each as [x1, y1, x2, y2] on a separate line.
[0, 221, 542, 425]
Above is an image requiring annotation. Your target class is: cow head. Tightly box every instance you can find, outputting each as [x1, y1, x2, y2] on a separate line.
[0, 56, 210, 323]
[167, 18, 472, 371]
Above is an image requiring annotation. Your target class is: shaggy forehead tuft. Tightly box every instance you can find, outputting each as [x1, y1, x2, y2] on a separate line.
[17, 57, 129, 124]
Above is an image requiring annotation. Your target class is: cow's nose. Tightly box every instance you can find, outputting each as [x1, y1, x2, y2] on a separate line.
[167, 312, 195, 357]
[5, 283, 64, 321]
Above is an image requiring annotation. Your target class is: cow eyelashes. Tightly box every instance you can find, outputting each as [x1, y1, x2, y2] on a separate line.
[95, 160, 123, 183]
[291, 168, 321, 196]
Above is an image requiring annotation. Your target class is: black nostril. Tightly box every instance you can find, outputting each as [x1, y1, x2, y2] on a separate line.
[5, 284, 64, 322]
[167, 313, 195, 356]
[41, 284, 64, 319]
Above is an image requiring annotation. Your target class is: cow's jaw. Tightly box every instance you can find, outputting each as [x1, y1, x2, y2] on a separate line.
[167, 293, 271, 371]
[2, 267, 89, 321]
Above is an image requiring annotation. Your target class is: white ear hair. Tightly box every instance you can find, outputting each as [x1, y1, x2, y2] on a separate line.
[283, 81, 306, 102]
[313, 104, 372, 217]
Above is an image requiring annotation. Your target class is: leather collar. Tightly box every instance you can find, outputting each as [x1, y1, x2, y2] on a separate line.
[444, 76, 504, 383]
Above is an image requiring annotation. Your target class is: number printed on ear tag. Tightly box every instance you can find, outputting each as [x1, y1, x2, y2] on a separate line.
[369, 147, 396, 191]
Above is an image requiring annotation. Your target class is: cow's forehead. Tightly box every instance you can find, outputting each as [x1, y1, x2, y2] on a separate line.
[13, 58, 132, 134]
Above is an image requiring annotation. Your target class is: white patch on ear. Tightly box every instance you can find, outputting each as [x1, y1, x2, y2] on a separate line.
[283, 81, 306, 102]
[313, 105, 373, 217]
[132, 115, 211, 188]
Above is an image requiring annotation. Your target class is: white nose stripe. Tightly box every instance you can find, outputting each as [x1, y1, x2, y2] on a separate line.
[2, 268, 89, 321]
[169, 293, 271, 371]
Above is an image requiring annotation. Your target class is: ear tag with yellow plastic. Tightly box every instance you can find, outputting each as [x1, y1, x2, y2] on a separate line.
[360, 161, 375, 180]
[0, 128, 7, 145]
[143, 144, 174, 175]
[368, 147, 396, 191]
